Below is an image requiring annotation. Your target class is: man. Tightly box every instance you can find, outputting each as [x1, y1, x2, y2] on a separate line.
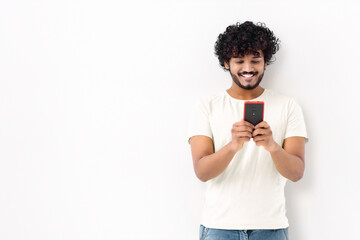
[187, 21, 308, 240]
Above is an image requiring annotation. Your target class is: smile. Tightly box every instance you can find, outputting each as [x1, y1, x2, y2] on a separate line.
[239, 73, 256, 80]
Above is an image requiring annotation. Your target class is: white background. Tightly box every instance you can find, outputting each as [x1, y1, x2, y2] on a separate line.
[1, 0, 359, 239]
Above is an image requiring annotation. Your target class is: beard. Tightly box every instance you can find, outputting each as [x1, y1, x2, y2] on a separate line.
[230, 70, 265, 90]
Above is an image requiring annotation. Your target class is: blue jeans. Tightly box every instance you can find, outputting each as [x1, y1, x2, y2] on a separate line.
[199, 224, 289, 240]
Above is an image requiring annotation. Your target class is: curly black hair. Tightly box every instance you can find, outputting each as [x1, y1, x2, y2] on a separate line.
[214, 21, 280, 71]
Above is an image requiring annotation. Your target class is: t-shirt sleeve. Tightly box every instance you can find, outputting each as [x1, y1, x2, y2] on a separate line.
[187, 99, 213, 145]
[284, 98, 309, 143]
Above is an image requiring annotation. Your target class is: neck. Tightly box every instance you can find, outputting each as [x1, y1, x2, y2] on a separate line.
[226, 85, 264, 100]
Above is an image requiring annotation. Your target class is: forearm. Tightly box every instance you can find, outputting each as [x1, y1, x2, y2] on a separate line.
[269, 143, 305, 182]
[196, 142, 237, 182]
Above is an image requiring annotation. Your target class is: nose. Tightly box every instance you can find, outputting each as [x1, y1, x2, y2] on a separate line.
[242, 61, 254, 72]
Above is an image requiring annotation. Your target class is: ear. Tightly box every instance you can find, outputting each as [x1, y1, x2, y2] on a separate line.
[264, 62, 268, 69]
[224, 62, 230, 69]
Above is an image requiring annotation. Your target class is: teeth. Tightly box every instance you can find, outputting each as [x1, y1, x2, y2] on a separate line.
[242, 74, 254, 78]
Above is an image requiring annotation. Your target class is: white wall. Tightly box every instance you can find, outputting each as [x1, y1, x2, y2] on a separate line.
[1, 0, 359, 239]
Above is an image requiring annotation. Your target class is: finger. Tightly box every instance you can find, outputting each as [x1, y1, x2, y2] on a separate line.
[237, 135, 251, 141]
[255, 121, 269, 129]
[253, 135, 266, 142]
[233, 125, 254, 133]
[252, 128, 268, 137]
[234, 120, 255, 129]
[235, 131, 253, 139]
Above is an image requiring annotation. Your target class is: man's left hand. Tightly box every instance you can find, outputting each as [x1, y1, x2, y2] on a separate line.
[252, 121, 279, 152]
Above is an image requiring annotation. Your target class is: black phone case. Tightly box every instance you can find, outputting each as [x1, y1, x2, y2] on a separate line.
[244, 102, 264, 126]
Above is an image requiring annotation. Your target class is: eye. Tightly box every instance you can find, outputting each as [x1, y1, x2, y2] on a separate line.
[252, 61, 260, 64]
[236, 61, 244, 64]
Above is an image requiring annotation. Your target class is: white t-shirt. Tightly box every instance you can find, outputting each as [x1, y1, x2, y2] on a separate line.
[187, 88, 308, 230]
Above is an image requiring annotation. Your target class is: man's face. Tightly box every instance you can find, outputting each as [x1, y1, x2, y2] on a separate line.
[225, 51, 268, 90]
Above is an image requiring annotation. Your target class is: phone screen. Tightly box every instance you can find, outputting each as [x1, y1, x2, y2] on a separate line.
[244, 101, 264, 126]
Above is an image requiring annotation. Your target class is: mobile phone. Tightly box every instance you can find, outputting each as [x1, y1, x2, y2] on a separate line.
[244, 101, 264, 126]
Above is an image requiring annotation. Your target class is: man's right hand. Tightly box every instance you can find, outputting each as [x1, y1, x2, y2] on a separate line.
[230, 120, 255, 152]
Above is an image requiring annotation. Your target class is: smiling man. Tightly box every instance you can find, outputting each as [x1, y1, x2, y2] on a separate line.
[187, 21, 308, 240]
[227, 52, 266, 91]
